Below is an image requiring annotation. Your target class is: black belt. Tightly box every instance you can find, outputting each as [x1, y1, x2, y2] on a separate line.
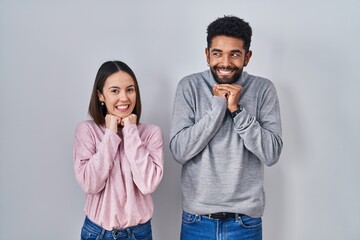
[203, 212, 241, 220]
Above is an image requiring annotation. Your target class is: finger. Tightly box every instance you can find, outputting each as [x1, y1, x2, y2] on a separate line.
[218, 85, 241, 92]
[218, 89, 230, 94]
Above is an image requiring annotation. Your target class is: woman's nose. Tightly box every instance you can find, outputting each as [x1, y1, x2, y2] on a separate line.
[118, 91, 128, 101]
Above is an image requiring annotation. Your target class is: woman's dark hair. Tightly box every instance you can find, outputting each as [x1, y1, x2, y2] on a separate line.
[88, 61, 142, 125]
[207, 16, 252, 53]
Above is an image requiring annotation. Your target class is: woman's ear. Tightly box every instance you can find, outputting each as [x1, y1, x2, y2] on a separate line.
[97, 90, 105, 102]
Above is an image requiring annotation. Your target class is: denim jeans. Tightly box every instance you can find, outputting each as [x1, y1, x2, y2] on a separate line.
[181, 211, 262, 240]
[80, 216, 152, 240]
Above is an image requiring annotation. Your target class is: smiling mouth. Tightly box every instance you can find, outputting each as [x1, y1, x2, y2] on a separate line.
[217, 69, 234, 75]
[116, 105, 129, 111]
[215, 66, 237, 75]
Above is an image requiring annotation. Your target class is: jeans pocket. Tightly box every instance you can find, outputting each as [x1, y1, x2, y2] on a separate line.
[239, 215, 262, 229]
[133, 221, 152, 240]
[181, 211, 198, 224]
[80, 226, 98, 240]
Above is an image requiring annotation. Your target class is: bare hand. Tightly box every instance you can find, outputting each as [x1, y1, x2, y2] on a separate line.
[121, 114, 137, 127]
[105, 114, 121, 133]
[213, 85, 230, 99]
[213, 84, 242, 112]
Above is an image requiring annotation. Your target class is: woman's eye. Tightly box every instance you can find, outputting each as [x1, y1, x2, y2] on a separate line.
[111, 89, 119, 93]
[127, 88, 135, 93]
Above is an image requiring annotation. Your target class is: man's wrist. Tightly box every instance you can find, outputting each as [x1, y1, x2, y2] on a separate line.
[229, 105, 243, 118]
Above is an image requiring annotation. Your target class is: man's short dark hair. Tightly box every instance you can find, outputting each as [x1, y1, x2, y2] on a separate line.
[207, 16, 252, 52]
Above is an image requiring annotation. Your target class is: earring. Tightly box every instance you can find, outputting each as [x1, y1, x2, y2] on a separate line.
[101, 102, 104, 106]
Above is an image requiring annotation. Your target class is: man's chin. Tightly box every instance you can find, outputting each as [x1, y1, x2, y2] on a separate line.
[214, 76, 237, 84]
[211, 69, 241, 84]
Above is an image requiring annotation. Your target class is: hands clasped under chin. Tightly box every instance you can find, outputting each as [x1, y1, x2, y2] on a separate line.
[213, 84, 242, 112]
[105, 114, 137, 133]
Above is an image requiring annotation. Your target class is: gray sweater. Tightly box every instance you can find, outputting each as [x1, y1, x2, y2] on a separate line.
[169, 70, 283, 217]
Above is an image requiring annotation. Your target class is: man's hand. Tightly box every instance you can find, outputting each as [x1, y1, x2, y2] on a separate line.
[213, 84, 242, 112]
[213, 85, 230, 99]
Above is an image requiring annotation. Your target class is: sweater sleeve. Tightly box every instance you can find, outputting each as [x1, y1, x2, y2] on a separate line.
[169, 80, 227, 164]
[122, 124, 164, 195]
[73, 122, 121, 194]
[233, 82, 283, 166]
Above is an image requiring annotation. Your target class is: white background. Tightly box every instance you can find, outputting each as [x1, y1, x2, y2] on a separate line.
[1, 0, 359, 239]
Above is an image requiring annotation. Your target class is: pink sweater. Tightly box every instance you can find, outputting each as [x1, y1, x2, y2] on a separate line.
[73, 120, 164, 230]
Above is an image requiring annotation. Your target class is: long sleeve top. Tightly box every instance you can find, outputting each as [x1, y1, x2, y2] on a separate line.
[73, 120, 164, 230]
[169, 70, 283, 217]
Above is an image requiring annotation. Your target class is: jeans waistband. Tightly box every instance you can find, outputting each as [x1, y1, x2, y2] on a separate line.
[83, 216, 151, 239]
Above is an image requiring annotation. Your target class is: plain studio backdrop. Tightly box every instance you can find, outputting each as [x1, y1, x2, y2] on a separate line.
[1, 0, 359, 239]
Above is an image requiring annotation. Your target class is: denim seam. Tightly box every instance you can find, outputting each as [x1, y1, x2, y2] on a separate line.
[238, 216, 262, 229]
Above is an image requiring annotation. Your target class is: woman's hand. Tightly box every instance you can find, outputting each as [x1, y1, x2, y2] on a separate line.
[105, 114, 121, 133]
[121, 114, 137, 127]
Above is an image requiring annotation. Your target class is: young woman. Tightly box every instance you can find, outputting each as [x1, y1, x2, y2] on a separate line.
[73, 61, 164, 240]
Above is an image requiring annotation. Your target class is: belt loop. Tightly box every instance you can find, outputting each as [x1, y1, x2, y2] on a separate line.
[127, 228, 133, 238]
[96, 229, 105, 240]
[235, 213, 240, 223]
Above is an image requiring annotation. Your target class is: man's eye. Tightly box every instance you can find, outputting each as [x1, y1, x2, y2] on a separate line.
[232, 53, 240, 57]
[213, 52, 221, 57]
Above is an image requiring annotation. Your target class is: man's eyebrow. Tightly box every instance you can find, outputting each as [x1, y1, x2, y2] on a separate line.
[211, 49, 242, 54]
[211, 48, 222, 52]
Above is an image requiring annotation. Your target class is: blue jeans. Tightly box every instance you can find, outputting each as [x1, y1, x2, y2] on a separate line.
[81, 216, 152, 240]
[181, 211, 262, 240]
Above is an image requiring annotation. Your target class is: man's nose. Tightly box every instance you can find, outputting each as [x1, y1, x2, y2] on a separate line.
[221, 55, 230, 66]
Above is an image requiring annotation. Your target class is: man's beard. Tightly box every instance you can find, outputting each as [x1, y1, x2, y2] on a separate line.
[210, 66, 243, 84]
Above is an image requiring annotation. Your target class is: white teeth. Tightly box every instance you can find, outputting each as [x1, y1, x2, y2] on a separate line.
[218, 69, 232, 74]
[116, 105, 128, 109]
